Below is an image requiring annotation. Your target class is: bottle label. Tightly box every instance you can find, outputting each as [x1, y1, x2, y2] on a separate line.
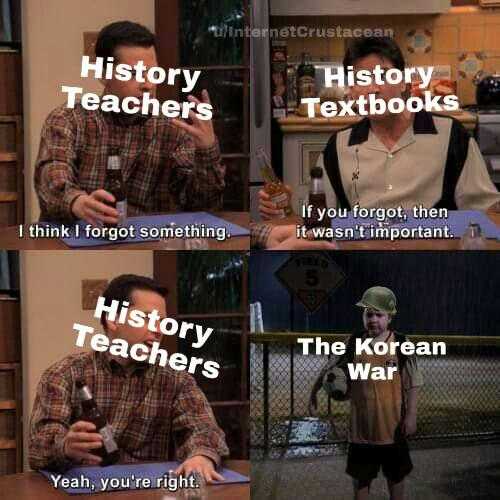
[298, 76, 316, 99]
[271, 192, 289, 219]
[100, 424, 118, 454]
[116, 200, 127, 225]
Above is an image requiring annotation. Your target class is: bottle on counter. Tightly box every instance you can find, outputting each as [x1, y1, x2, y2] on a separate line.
[104, 150, 127, 227]
[304, 166, 332, 239]
[75, 379, 120, 466]
[297, 52, 316, 104]
[256, 146, 292, 218]
[460, 222, 487, 250]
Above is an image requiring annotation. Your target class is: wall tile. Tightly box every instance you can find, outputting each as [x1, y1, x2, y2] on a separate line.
[457, 78, 476, 106]
[434, 13, 460, 28]
[407, 53, 433, 68]
[459, 26, 485, 52]
[483, 57, 500, 75]
[458, 12, 486, 27]
[483, 12, 500, 25]
[433, 26, 459, 53]
[484, 24, 500, 53]
[433, 53, 457, 80]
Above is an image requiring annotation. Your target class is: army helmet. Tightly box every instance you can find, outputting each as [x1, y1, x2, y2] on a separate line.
[355, 286, 397, 315]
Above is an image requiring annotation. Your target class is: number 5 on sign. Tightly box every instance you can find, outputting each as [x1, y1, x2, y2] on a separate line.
[275, 253, 346, 313]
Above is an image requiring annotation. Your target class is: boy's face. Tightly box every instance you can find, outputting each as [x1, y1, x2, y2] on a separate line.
[102, 45, 158, 103]
[363, 308, 391, 337]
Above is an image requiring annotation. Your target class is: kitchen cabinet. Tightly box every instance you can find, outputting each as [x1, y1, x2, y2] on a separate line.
[0, 297, 22, 475]
[270, 0, 451, 15]
[0, 53, 24, 227]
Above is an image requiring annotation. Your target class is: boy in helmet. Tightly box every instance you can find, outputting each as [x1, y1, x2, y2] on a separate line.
[310, 286, 423, 500]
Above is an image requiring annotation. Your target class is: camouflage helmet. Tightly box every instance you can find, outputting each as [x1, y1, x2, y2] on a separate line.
[355, 286, 397, 315]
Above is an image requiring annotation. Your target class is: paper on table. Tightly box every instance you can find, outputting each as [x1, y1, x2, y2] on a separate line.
[42, 212, 249, 248]
[328, 210, 499, 241]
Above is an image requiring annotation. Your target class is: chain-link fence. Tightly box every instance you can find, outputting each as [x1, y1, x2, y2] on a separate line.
[250, 334, 500, 453]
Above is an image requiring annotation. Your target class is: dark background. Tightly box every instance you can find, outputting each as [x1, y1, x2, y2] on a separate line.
[249, 251, 500, 336]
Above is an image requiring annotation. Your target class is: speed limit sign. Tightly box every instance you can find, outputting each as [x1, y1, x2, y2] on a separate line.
[275, 252, 346, 313]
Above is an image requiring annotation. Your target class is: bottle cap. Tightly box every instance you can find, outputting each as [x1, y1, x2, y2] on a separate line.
[310, 166, 323, 179]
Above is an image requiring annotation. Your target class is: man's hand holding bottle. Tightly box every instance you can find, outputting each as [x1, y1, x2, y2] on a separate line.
[71, 190, 119, 227]
[62, 420, 104, 465]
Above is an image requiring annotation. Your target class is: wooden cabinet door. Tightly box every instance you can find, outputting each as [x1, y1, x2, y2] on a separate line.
[155, 0, 250, 211]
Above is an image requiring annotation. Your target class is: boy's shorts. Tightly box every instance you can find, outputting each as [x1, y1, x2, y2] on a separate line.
[346, 441, 413, 484]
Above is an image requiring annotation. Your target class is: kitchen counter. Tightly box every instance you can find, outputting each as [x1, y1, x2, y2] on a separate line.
[278, 110, 477, 133]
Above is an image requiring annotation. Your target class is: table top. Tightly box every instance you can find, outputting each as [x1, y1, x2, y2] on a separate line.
[0, 212, 250, 251]
[0, 460, 249, 499]
[271, 210, 500, 250]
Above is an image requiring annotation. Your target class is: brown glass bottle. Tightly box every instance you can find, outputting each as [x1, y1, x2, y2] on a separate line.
[256, 146, 292, 218]
[304, 166, 332, 240]
[297, 52, 316, 104]
[75, 379, 120, 466]
[104, 151, 127, 228]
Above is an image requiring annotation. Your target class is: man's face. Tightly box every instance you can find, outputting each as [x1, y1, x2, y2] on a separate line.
[106, 288, 165, 358]
[102, 45, 158, 101]
[363, 308, 391, 337]
[349, 54, 407, 120]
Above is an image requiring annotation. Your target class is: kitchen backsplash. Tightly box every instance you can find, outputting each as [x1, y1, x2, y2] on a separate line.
[271, 6, 500, 106]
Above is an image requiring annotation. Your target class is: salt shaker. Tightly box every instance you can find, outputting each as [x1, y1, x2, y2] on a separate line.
[460, 222, 487, 250]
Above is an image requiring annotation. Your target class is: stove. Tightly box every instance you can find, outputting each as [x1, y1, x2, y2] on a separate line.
[463, 105, 500, 185]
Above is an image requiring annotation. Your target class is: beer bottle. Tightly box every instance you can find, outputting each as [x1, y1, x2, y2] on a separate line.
[297, 52, 316, 103]
[75, 379, 120, 466]
[256, 146, 292, 218]
[304, 166, 331, 238]
[104, 150, 127, 227]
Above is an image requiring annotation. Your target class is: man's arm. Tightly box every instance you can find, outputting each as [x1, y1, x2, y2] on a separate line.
[167, 90, 225, 211]
[167, 133, 225, 211]
[28, 370, 74, 470]
[455, 137, 500, 210]
[401, 354, 423, 437]
[34, 108, 88, 221]
[34, 107, 119, 225]
[171, 373, 229, 467]
[258, 152, 339, 221]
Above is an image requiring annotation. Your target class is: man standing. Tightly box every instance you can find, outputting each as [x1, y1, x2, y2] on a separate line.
[29, 274, 228, 482]
[35, 21, 225, 224]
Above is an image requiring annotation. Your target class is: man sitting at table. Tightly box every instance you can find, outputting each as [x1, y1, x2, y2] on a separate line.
[259, 36, 500, 219]
[29, 274, 229, 482]
[34, 21, 225, 225]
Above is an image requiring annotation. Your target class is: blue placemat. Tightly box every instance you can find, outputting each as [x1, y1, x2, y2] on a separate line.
[37, 212, 249, 248]
[41, 462, 249, 495]
[329, 210, 499, 241]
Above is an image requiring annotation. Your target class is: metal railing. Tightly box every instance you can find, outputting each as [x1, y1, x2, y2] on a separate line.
[250, 333, 500, 453]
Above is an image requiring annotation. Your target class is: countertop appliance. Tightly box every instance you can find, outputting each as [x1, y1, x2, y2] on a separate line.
[464, 104, 500, 185]
[475, 74, 500, 106]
